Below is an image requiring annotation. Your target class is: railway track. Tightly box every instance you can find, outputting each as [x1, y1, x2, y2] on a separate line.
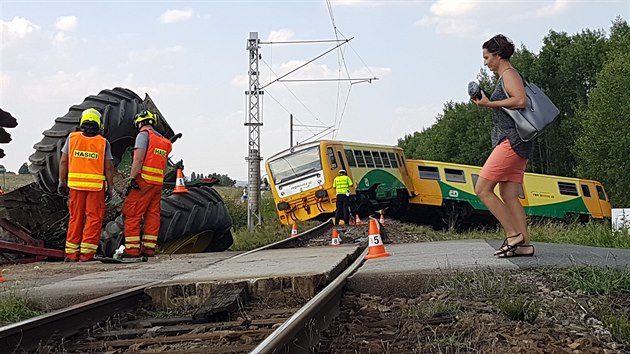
[0, 219, 369, 353]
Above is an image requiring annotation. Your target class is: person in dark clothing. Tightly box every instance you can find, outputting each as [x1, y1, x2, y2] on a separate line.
[332, 169, 353, 226]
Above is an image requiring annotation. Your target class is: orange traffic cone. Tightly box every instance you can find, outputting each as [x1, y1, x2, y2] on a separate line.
[380, 210, 385, 225]
[290, 223, 298, 237]
[331, 229, 340, 246]
[355, 214, 362, 225]
[172, 169, 188, 193]
[365, 218, 390, 260]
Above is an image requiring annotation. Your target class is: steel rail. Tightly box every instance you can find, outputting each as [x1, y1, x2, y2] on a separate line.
[250, 246, 368, 354]
[232, 218, 332, 259]
[0, 282, 156, 353]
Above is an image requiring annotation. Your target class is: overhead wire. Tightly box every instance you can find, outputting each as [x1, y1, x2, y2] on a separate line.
[326, 0, 354, 139]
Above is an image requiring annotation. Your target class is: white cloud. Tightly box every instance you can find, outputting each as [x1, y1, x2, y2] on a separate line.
[430, 0, 476, 17]
[267, 29, 294, 42]
[535, 0, 572, 18]
[159, 8, 194, 24]
[54, 32, 67, 43]
[55, 16, 78, 32]
[0, 16, 40, 47]
[416, 16, 480, 36]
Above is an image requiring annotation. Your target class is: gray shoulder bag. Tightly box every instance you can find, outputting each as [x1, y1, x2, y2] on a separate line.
[500, 75, 560, 142]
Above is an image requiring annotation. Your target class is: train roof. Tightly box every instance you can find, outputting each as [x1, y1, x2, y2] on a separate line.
[266, 140, 402, 162]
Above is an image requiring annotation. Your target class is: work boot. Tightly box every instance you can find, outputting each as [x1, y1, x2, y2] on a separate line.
[65, 253, 79, 262]
[141, 247, 155, 257]
[79, 253, 95, 262]
[124, 248, 141, 258]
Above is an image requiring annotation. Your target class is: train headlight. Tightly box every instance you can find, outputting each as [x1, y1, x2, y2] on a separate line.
[315, 190, 327, 199]
[277, 202, 290, 211]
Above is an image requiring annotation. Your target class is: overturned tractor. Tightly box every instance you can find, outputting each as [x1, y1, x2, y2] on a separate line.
[0, 88, 232, 261]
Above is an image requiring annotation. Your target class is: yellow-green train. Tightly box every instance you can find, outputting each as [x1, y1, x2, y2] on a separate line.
[265, 140, 612, 226]
[406, 159, 611, 227]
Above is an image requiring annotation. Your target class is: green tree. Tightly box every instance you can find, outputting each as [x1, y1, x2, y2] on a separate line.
[18, 162, 29, 175]
[574, 21, 630, 206]
[190, 171, 197, 181]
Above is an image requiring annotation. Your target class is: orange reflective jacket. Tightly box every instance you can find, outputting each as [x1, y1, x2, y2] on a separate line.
[67, 132, 106, 191]
[140, 129, 172, 185]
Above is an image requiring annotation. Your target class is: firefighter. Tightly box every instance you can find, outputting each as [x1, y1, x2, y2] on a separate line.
[332, 169, 353, 226]
[58, 108, 114, 262]
[122, 110, 172, 257]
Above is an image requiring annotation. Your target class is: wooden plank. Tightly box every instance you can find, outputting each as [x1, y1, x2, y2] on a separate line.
[192, 283, 249, 323]
[70, 329, 271, 350]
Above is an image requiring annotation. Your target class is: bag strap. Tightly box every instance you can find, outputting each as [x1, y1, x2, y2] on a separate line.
[499, 69, 527, 98]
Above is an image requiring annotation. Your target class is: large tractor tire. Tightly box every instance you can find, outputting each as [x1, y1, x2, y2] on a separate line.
[100, 186, 234, 257]
[28, 87, 175, 194]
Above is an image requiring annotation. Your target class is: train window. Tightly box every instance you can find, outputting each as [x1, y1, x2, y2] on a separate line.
[471, 173, 479, 187]
[354, 150, 366, 167]
[337, 151, 347, 171]
[380, 152, 391, 168]
[518, 184, 525, 199]
[596, 185, 607, 201]
[327, 147, 337, 168]
[363, 151, 375, 167]
[345, 149, 357, 167]
[418, 166, 440, 180]
[444, 168, 466, 183]
[388, 152, 398, 168]
[581, 184, 592, 198]
[558, 182, 579, 196]
[397, 154, 403, 167]
[372, 151, 383, 168]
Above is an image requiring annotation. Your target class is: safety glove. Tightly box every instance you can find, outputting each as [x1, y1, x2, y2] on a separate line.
[105, 188, 114, 202]
[57, 180, 68, 196]
[124, 177, 140, 196]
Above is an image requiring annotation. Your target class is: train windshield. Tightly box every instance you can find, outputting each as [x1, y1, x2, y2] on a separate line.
[268, 146, 322, 184]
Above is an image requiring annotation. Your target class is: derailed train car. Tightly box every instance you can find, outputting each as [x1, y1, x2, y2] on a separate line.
[265, 140, 612, 227]
[265, 140, 414, 225]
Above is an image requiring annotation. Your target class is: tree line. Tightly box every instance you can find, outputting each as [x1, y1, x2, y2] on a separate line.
[398, 18, 630, 207]
[189, 172, 236, 187]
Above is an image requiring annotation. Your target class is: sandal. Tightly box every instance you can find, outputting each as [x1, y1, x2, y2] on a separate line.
[498, 233, 523, 250]
[498, 244, 535, 258]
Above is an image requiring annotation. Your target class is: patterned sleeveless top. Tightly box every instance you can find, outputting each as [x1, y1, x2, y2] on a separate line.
[489, 78, 534, 159]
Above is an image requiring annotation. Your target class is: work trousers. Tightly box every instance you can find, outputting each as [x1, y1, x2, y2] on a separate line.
[65, 188, 105, 258]
[334, 194, 351, 226]
[123, 178, 162, 254]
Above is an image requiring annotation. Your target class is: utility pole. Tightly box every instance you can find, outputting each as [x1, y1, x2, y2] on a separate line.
[245, 32, 263, 230]
[289, 114, 293, 148]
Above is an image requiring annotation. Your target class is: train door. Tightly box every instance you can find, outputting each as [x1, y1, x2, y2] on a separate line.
[595, 183, 612, 218]
[580, 182, 603, 219]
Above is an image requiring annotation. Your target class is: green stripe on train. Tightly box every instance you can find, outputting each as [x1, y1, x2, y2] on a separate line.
[438, 182, 589, 218]
[356, 170, 405, 199]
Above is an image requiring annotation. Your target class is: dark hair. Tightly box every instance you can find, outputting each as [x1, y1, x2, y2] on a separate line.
[482, 34, 515, 60]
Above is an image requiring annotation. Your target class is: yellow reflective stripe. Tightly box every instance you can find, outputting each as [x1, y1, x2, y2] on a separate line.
[142, 166, 164, 174]
[68, 181, 104, 189]
[126, 236, 141, 242]
[143, 235, 158, 241]
[141, 173, 163, 182]
[80, 243, 98, 251]
[142, 241, 157, 248]
[68, 172, 105, 180]
[65, 241, 79, 248]
[125, 244, 141, 249]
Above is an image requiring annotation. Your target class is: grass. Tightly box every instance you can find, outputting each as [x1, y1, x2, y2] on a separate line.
[556, 266, 630, 295]
[0, 293, 42, 325]
[496, 298, 539, 323]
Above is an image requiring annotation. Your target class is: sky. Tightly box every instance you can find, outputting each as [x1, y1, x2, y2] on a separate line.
[1, 0, 628, 181]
